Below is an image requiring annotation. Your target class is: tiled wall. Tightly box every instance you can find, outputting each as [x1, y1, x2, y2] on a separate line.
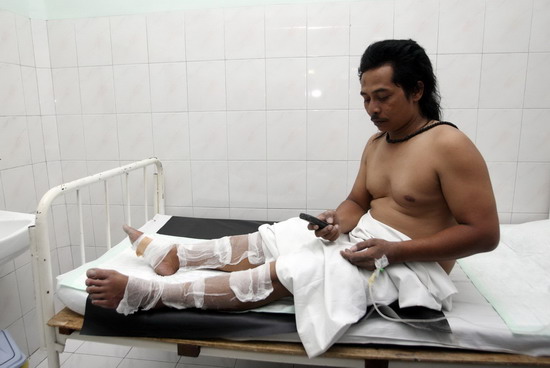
[0, 0, 549, 358]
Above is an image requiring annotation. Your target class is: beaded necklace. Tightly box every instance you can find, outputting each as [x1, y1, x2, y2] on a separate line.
[385, 121, 458, 144]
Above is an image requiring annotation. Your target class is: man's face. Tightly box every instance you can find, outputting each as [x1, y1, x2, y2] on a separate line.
[360, 64, 421, 132]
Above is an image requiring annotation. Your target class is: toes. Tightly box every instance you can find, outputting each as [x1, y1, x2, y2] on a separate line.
[123, 224, 143, 243]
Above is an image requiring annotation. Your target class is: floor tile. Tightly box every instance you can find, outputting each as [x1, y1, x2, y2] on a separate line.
[76, 341, 131, 357]
[118, 357, 178, 368]
[60, 353, 122, 368]
[126, 346, 180, 362]
[178, 355, 236, 367]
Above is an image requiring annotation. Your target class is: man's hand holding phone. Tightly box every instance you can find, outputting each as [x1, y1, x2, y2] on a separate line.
[300, 210, 341, 241]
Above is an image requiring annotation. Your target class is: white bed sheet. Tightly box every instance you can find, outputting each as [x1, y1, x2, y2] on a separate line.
[56, 215, 550, 357]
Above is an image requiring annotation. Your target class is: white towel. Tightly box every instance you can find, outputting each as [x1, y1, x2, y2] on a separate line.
[259, 211, 457, 357]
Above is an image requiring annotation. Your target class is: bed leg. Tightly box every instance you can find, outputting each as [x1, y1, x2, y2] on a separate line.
[177, 343, 201, 357]
[364, 359, 389, 368]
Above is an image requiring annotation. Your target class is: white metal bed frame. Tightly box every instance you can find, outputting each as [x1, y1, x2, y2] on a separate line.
[30, 158, 550, 368]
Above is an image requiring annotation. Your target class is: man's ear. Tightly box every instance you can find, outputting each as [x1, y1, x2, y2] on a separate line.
[412, 81, 424, 102]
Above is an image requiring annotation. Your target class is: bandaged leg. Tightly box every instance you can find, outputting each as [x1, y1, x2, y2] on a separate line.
[115, 263, 275, 315]
[124, 225, 267, 272]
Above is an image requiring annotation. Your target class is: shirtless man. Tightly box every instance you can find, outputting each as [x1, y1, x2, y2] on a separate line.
[86, 39, 499, 314]
[320, 39, 500, 274]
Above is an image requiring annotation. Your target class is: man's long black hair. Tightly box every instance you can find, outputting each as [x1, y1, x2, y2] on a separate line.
[358, 39, 441, 121]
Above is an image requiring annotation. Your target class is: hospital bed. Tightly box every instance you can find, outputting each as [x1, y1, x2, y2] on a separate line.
[30, 158, 550, 368]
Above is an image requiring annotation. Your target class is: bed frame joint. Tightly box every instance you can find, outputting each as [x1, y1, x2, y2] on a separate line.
[177, 343, 201, 357]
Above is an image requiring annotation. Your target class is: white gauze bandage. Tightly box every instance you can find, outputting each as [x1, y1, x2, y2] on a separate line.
[131, 234, 176, 270]
[133, 232, 267, 270]
[116, 276, 206, 315]
[229, 263, 274, 303]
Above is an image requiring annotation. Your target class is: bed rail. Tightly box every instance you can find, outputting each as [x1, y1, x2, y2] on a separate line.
[30, 157, 165, 368]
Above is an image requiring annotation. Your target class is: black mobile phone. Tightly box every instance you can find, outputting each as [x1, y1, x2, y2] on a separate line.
[299, 213, 329, 229]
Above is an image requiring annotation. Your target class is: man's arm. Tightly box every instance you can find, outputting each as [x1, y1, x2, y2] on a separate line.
[342, 131, 500, 269]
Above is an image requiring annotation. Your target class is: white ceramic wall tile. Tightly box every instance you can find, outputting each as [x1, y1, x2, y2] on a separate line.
[437, 54, 482, 109]
[347, 160, 360, 193]
[191, 161, 229, 207]
[1, 165, 37, 213]
[57, 245, 74, 274]
[186, 61, 226, 111]
[487, 162, 517, 213]
[83, 115, 119, 160]
[33, 163, 51, 205]
[0, 63, 25, 115]
[348, 109, 377, 160]
[224, 6, 265, 59]
[348, 58, 363, 110]
[438, 0, 485, 54]
[15, 15, 35, 67]
[84, 162, 121, 205]
[52, 68, 82, 114]
[441, 108, 478, 141]
[226, 59, 266, 111]
[267, 208, 305, 222]
[0, 11, 19, 64]
[75, 17, 112, 66]
[57, 115, 86, 160]
[476, 109, 522, 161]
[117, 113, 154, 161]
[307, 2, 350, 57]
[227, 111, 266, 160]
[0, 116, 32, 170]
[265, 4, 307, 58]
[530, 0, 550, 52]
[46, 160, 63, 188]
[394, 0, 439, 54]
[193, 206, 230, 218]
[483, 0, 532, 53]
[113, 64, 151, 113]
[149, 62, 188, 112]
[349, 0, 394, 57]
[42, 116, 61, 161]
[307, 56, 350, 110]
[307, 110, 348, 160]
[152, 113, 190, 160]
[267, 161, 306, 208]
[23, 311, 40, 353]
[266, 58, 306, 110]
[189, 111, 227, 160]
[20, 66, 41, 115]
[109, 15, 148, 65]
[161, 161, 193, 207]
[47, 19, 77, 68]
[513, 162, 550, 213]
[307, 161, 348, 209]
[147, 12, 186, 63]
[79, 66, 116, 114]
[479, 53, 528, 108]
[31, 19, 50, 68]
[27, 116, 46, 163]
[229, 161, 267, 208]
[266, 110, 307, 160]
[519, 109, 550, 161]
[524, 52, 550, 108]
[230, 207, 268, 220]
[35, 67, 55, 115]
[0, 273, 22, 329]
[185, 8, 225, 61]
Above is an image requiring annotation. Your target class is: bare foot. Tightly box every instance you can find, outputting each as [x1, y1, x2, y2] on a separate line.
[85, 268, 128, 309]
[122, 225, 179, 277]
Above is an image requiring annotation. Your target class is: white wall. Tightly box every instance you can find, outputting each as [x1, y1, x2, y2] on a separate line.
[0, 0, 549, 358]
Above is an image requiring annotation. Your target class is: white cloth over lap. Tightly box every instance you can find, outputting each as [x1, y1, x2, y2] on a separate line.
[259, 211, 457, 358]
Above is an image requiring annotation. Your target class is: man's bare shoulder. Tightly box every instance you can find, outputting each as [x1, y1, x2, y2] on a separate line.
[429, 123, 479, 156]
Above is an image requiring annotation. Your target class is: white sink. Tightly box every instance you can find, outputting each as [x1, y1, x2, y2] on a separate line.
[0, 210, 35, 265]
